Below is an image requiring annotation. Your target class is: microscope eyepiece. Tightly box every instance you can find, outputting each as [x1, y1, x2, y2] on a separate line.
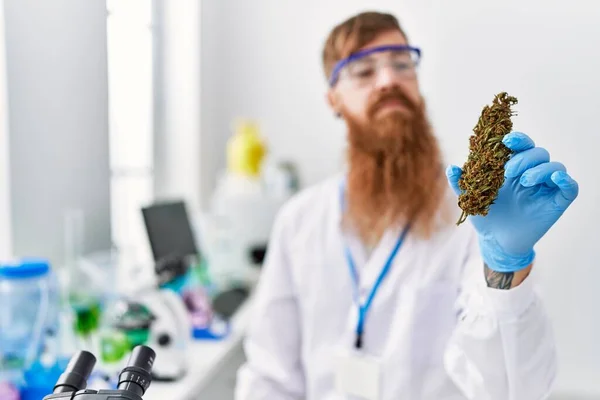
[52, 350, 96, 393]
[117, 345, 156, 396]
[44, 345, 156, 399]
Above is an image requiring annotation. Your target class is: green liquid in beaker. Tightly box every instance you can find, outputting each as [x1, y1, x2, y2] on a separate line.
[100, 330, 129, 363]
[70, 296, 102, 337]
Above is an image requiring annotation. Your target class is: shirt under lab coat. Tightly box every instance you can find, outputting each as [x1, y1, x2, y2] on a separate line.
[235, 176, 557, 400]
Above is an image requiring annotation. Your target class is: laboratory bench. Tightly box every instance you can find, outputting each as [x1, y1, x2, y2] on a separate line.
[144, 291, 254, 400]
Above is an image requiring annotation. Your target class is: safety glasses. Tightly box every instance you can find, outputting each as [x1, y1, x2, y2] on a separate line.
[329, 44, 421, 88]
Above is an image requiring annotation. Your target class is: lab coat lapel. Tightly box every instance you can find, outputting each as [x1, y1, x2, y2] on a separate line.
[362, 227, 405, 289]
[342, 225, 407, 297]
[343, 230, 368, 273]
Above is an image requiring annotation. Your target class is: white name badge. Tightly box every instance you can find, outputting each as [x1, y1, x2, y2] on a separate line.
[334, 349, 381, 400]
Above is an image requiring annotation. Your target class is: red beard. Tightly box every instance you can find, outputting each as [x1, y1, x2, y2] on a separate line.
[342, 87, 450, 245]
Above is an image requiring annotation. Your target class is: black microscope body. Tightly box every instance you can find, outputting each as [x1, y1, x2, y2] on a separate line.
[43, 345, 156, 400]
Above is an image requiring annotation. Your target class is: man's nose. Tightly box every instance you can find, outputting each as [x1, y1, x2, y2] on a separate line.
[373, 65, 399, 89]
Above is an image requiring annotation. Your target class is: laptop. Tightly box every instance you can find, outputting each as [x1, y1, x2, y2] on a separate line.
[141, 200, 199, 262]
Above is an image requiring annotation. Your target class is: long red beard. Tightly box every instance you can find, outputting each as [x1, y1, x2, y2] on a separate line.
[343, 97, 450, 245]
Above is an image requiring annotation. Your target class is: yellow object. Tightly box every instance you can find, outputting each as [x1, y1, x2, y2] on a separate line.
[226, 119, 267, 177]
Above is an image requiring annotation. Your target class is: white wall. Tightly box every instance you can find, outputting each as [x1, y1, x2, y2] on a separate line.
[2, 0, 112, 267]
[201, 0, 600, 395]
[153, 0, 203, 211]
[199, 0, 223, 208]
[0, 0, 11, 259]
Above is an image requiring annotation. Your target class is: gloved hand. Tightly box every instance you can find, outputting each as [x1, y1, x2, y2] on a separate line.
[446, 132, 579, 272]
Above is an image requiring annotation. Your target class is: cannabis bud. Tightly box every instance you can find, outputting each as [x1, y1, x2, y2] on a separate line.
[456, 92, 518, 225]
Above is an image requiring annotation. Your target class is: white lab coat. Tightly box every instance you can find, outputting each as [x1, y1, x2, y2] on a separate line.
[235, 176, 556, 400]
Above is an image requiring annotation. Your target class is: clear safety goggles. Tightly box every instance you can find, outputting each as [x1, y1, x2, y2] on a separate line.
[329, 44, 421, 88]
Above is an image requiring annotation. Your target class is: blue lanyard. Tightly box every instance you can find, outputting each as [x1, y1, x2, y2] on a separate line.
[339, 182, 410, 349]
[344, 227, 409, 349]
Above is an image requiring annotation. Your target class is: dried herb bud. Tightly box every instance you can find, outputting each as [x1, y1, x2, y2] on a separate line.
[456, 92, 518, 225]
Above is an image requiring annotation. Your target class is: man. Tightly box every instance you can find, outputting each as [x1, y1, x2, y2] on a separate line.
[235, 11, 579, 400]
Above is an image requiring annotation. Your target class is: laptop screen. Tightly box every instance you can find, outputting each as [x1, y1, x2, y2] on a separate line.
[141, 200, 199, 261]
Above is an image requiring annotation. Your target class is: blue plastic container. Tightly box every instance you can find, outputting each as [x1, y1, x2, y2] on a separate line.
[0, 258, 58, 383]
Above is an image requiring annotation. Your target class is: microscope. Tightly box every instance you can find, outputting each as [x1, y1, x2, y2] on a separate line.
[42, 345, 155, 400]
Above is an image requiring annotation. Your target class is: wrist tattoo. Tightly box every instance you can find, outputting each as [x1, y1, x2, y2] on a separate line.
[484, 265, 514, 290]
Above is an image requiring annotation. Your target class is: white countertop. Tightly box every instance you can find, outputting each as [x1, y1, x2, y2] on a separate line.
[144, 293, 255, 400]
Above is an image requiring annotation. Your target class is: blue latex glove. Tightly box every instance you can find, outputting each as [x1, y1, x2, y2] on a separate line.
[446, 132, 579, 272]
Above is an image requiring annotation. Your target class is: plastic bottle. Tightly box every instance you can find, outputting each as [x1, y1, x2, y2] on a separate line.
[226, 119, 267, 178]
[0, 258, 58, 384]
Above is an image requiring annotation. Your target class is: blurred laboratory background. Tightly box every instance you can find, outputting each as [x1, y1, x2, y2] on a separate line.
[0, 0, 598, 399]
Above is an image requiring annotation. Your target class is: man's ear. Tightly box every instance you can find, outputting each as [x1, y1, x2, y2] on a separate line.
[326, 89, 342, 118]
